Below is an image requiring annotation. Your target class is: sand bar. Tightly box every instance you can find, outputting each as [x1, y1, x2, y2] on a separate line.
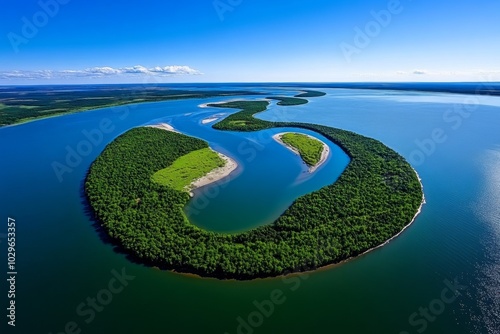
[198, 99, 241, 109]
[201, 113, 227, 124]
[202, 117, 218, 124]
[146, 123, 179, 133]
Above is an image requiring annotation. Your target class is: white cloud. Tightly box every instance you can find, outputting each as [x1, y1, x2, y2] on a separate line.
[412, 70, 427, 75]
[149, 66, 200, 75]
[0, 65, 202, 80]
[121, 65, 149, 74]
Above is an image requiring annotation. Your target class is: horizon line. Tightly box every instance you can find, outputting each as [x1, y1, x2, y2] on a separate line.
[1, 81, 500, 87]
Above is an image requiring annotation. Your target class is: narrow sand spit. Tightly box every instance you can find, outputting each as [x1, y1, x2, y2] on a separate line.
[273, 132, 330, 173]
[198, 99, 241, 109]
[146, 123, 179, 133]
[201, 113, 228, 124]
[201, 117, 219, 124]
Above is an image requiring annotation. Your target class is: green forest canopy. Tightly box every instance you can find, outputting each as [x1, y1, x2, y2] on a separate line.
[85, 98, 423, 280]
[280, 133, 324, 167]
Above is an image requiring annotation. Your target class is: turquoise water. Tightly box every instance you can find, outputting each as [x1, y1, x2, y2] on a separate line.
[174, 108, 350, 232]
[0, 88, 499, 333]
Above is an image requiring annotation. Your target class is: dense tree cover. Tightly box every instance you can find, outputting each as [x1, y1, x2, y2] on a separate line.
[0, 87, 262, 126]
[295, 90, 327, 98]
[280, 133, 324, 166]
[266, 97, 308, 106]
[151, 148, 224, 192]
[85, 101, 424, 279]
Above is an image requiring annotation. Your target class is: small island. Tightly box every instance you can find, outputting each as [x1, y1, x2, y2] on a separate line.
[295, 90, 327, 98]
[273, 132, 329, 172]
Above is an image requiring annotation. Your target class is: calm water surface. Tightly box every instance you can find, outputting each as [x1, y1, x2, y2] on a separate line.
[0, 87, 499, 334]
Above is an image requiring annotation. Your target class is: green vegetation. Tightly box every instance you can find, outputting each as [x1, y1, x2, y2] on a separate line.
[266, 90, 326, 106]
[211, 101, 273, 131]
[296, 90, 327, 98]
[280, 133, 324, 166]
[0, 87, 262, 126]
[152, 148, 225, 192]
[267, 96, 308, 106]
[85, 100, 423, 280]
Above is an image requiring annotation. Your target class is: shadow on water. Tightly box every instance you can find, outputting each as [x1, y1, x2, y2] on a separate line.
[78, 175, 162, 270]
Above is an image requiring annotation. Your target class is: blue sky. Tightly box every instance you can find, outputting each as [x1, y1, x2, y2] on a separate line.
[1, 0, 499, 84]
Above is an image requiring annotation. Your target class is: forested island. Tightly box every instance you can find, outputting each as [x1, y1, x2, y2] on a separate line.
[273, 132, 329, 172]
[277, 132, 324, 166]
[266, 90, 326, 105]
[85, 96, 424, 280]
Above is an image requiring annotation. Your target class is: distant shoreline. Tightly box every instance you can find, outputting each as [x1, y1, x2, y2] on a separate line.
[4, 84, 497, 128]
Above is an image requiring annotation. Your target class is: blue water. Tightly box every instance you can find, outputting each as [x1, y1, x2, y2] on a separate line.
[0, 86, 499, 334]
[163, 103, 350, 233]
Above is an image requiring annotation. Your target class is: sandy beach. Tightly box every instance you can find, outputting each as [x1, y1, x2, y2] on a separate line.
[198, 99, 242, 109]
[201, 113, 227, 124]
[146, 123, 179, 133]
[189, 152, 238, 195]
[273, 132, 330, 173]
[201, 117, 218, 124]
